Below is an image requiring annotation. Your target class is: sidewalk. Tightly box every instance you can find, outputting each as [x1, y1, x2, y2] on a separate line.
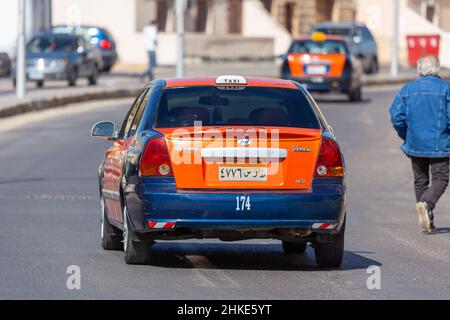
[0, 62, 447, 119]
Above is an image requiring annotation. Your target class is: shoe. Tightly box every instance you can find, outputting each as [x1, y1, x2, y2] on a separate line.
[429, 210, 436, 233]
[416, 202, 432, 233]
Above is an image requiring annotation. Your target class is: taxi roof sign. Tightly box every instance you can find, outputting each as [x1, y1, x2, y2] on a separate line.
[311, 31, 327, 42]
[215, 75, 247, 85]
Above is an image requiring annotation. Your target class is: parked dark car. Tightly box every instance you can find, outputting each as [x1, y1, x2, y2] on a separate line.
[12, 33, 98, 88]
[51, 26, 104, 72]
[0, 52, 12, 77]
[310, 22, 379, 74]
[52, 25, 118, 72]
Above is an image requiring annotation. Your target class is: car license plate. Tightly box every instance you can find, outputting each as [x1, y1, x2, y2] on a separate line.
[306, 65, 327, 75]
[219, 166, 268, 181]
[29, 71, 44, 80]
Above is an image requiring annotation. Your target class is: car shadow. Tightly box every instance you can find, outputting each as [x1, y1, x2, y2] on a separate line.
[313, 97, 372, 104]
[147, 242, 381, 271]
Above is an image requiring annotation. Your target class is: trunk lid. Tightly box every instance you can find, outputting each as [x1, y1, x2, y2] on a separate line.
[156, 127, 322, 190]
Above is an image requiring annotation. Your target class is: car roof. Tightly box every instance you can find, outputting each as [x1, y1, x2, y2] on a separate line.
[312, 22, 366, 29]
[53, 24, 105, 30]
[164, 76, 298, 89]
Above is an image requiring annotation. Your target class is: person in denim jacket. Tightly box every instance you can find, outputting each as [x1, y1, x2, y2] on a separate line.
[390, 55, 450, 233]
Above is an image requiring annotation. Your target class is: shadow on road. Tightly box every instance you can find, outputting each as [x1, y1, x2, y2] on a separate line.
[426, 227, 450, 235]
[313, 97, 372, 104]
[148, 242, 381, 271]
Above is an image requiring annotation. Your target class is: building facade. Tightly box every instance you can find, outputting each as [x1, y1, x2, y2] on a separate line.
[52, 0, 357, 66]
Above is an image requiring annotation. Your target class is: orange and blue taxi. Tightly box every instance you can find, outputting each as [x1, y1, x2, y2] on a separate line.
[281, 32, 363, 101]
[91, 75, 346, 268]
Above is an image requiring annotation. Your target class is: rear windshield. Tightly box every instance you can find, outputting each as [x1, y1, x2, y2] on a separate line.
[289, 40, 347, 55]
[27, 35, 75, 53]
[154, 86, 321, 129]
[313, 27, 352, 38]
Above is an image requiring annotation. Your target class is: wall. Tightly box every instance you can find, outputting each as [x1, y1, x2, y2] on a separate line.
[242, 0, 292, 55]
[0, 1, 19, 57]
[52, 0, 151, 65]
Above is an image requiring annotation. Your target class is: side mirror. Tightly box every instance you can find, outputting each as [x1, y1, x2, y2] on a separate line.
[352, 35, 362, 44]
[91, 121, 117, 140]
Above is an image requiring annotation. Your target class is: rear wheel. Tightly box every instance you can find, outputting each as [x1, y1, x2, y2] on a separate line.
[314, 221, 345, 268]
[369, 57, 379, 74]
[123, 205, 153, 264]
[282, 241, 307, 254]
[348, 86, 362, 102]
[100, 197, 122, 250]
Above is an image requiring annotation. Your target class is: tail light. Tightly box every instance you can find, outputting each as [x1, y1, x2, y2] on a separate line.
[99, 39, 112, 50]
[315, 136, 343, 177]
[140, 137, 173, 176]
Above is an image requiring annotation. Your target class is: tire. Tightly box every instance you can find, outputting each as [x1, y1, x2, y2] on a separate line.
[348, 86, 362, 102]
[123, 205, 153, 264]
[282, 241, 307, 254]
[314, 221, 345, 268]
[100, 196, 122, 250]
[88, 67, 98, 86]
[369, 57, 379, 74]
[67, 68, 77, 87]
[36, 80, 44, 88]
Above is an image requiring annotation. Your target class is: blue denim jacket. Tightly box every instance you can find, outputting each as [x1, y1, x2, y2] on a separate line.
[390, 75, 450, 157]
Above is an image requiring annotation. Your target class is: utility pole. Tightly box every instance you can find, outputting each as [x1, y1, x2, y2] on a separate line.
[16, 0, 26, 99]
[175, 0, 185, 77]
[390, 0, 400, 77]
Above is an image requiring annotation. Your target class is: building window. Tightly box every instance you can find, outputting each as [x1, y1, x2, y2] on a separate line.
[420, 0, 438, 24]
[156, 0, 170, 31]
[228, 0, 242, 33]
[261, 0, 273, 12]
[136, 0, 171, 32]
[284, 2, 295, 33]
[316, 0, 334, 22]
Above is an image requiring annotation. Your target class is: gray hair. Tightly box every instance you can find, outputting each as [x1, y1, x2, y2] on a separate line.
[417, 55, 440, 76]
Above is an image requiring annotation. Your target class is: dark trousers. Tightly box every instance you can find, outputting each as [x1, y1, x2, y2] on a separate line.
[411, 156, 449, 210]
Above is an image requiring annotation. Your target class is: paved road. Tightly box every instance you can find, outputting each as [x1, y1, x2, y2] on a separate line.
[1, 86, 450, 299]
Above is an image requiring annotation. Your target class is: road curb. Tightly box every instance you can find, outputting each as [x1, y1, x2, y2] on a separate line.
[0, 88, 140, 119]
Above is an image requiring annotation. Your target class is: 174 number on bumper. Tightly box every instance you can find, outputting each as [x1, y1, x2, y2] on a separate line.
[236, 196, 251, 211]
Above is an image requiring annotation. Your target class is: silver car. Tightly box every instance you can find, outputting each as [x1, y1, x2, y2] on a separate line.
[12, 33, 99, 88]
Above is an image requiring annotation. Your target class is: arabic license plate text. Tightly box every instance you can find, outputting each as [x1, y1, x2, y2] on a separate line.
[219, 166, 268, 181]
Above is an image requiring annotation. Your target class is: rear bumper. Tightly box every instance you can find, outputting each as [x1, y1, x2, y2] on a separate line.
[25, 67, 68, 81]
[282, 74, 352, 92]
[125, 177, 346, 236]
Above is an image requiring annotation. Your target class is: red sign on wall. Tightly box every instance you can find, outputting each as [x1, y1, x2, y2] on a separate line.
[406, 35, 440, 67]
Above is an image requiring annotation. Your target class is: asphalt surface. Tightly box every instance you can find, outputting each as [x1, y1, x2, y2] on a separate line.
[1, 86, 450, 299]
